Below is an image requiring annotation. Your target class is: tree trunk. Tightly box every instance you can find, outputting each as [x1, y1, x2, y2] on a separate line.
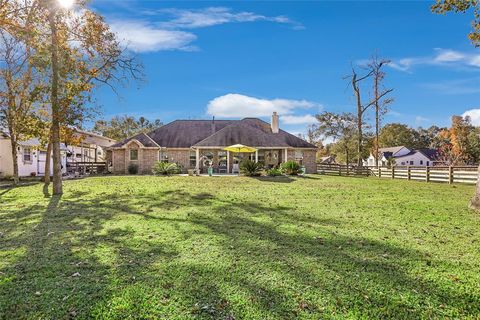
[42, 134, 52, 196]
[8, 131, 19, 185]
[49, 9, 62, 195]
[352, 72, 364, 167]
[470, 164, 480, 210]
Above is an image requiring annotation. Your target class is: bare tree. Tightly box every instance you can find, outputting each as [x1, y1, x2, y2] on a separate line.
[346, 63, 393, 166]
[367, 55, 394, 168]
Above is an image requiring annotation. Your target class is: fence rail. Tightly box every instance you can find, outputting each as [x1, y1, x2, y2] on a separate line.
[317, 164, 479, 185]
[317, 164, 371, 177]
[67, 161, 107, 175]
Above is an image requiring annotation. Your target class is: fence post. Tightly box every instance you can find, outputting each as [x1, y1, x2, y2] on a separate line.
[426, 166, 430, 183]
[391, 166, 395, 179]
[378, 166, 381, 178]
[449, 166, 454, 184]
[407, 166, 411, 180]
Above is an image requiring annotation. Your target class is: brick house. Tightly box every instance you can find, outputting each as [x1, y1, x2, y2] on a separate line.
[108, 112, 318, 174]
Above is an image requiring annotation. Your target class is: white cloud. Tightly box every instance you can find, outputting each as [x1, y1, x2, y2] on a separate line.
[389, 48, 480, 72]
[433, 49, 466, 63]
[110, 20, 197, 52]
[462, 109, 480, 126]
[206, 93, 320, 118]
[280, 114, 317, 125]
[156, 7, 302, 30]
[415, 116, 430, 126]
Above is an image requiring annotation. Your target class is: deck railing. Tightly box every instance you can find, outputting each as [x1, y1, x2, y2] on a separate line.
[317, 164, 479, 184]
[67, 161, 107, 175]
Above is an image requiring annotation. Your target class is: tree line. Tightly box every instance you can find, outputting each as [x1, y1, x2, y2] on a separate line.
[310, 117, 480, 166]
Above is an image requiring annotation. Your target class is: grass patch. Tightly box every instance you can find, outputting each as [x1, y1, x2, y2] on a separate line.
[0, 175, 479, 319]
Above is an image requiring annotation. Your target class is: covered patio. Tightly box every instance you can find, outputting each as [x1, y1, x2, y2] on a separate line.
[193, 146, 290, 174]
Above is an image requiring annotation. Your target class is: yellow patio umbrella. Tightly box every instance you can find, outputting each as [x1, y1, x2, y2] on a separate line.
[223, 144, 257, 153]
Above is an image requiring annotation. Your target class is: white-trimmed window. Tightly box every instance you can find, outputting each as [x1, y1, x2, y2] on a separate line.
[130, 149, 138, 161]
[295, 150, 303, 165]
[189, 151, 196, 167]
[23, 147, 32, 162]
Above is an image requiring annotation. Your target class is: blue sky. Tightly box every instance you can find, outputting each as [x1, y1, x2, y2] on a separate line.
[90, 0, 480, 135]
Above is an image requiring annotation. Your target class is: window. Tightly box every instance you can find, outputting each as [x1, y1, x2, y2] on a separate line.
[420, 160, 423, 165]
[23, 147, 32, 162]
[295, 150, 304, 165]
[218, 151, 227, 167]
[401, 162, 405, 165]
[427, 161, 430, 166]
[410, 161, 414, 165]
[257, 150, 265, 164]
[190, 151, 196, 168]
[159, 150, 168, 162]
[130, 149, 138, 161]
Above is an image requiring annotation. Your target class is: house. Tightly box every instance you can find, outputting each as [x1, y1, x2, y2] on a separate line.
[0, 129, 115, 178]
[108, 112, 318, 174]
[319, 156, 336, 164]
[364, 146, 440, 167]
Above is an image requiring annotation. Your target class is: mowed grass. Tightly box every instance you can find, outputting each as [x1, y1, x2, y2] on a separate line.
[0, 175, 479, 319]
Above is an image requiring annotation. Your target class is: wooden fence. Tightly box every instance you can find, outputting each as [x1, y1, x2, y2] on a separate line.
[317, 164, 479, 185]
[317, 164, 371, 177]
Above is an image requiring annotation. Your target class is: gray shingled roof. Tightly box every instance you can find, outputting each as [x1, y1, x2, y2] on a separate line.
[111, 132, 158, 148]
[194, 118, 316, 148]
[110, 118, 316, 149]
[379, 146, 408, 155]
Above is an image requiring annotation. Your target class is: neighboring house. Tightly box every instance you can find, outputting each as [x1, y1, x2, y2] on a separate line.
[0, 129, 115, 178]
[364, 146, 440, 167]
[319, 156, 336, 164]
[108, 112, 318, 174]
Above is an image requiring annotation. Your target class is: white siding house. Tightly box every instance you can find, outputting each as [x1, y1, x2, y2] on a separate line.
[364, 146, 411, 166]
[0, 133, 67, 177]
[0, 129, 115, 178]
[394, 151, 433, 166]
[364, 146, 439, 167]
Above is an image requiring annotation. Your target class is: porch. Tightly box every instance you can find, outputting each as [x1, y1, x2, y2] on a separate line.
[194, 148, 290, 174]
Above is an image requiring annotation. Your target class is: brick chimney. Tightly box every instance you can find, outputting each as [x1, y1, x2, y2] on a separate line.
[271, 112, 279, 133]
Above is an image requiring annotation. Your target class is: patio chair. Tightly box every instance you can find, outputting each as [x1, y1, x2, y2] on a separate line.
[232, 163, 240, 174]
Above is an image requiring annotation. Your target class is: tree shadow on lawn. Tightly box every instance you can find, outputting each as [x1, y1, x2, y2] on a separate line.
[1, 188, 479, 319]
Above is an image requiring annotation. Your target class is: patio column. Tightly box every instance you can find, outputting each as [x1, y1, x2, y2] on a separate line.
[195, 148, 200, 169]
[226, 150, 230, 174]
[255, 150, 258, 163]
[284, 148, 288, 163]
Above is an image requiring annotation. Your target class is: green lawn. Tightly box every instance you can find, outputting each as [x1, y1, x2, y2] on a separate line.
[1, 175, 479, 319]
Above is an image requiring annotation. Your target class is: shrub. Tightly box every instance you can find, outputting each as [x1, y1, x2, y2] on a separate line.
[128, 163, 139, 174]
[280, 160, 302, 175]
[266, 168, 283, 177]
[240, 160, 263, 176]
[152, 161, 181, 175]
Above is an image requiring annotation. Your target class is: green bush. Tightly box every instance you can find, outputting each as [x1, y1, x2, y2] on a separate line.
[266, 168, 283, 177]
[280, 160, 302, 175]
[240, 160, 263, 176]
[128, 163, 139, 174]
[152, 162, 181, 175]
